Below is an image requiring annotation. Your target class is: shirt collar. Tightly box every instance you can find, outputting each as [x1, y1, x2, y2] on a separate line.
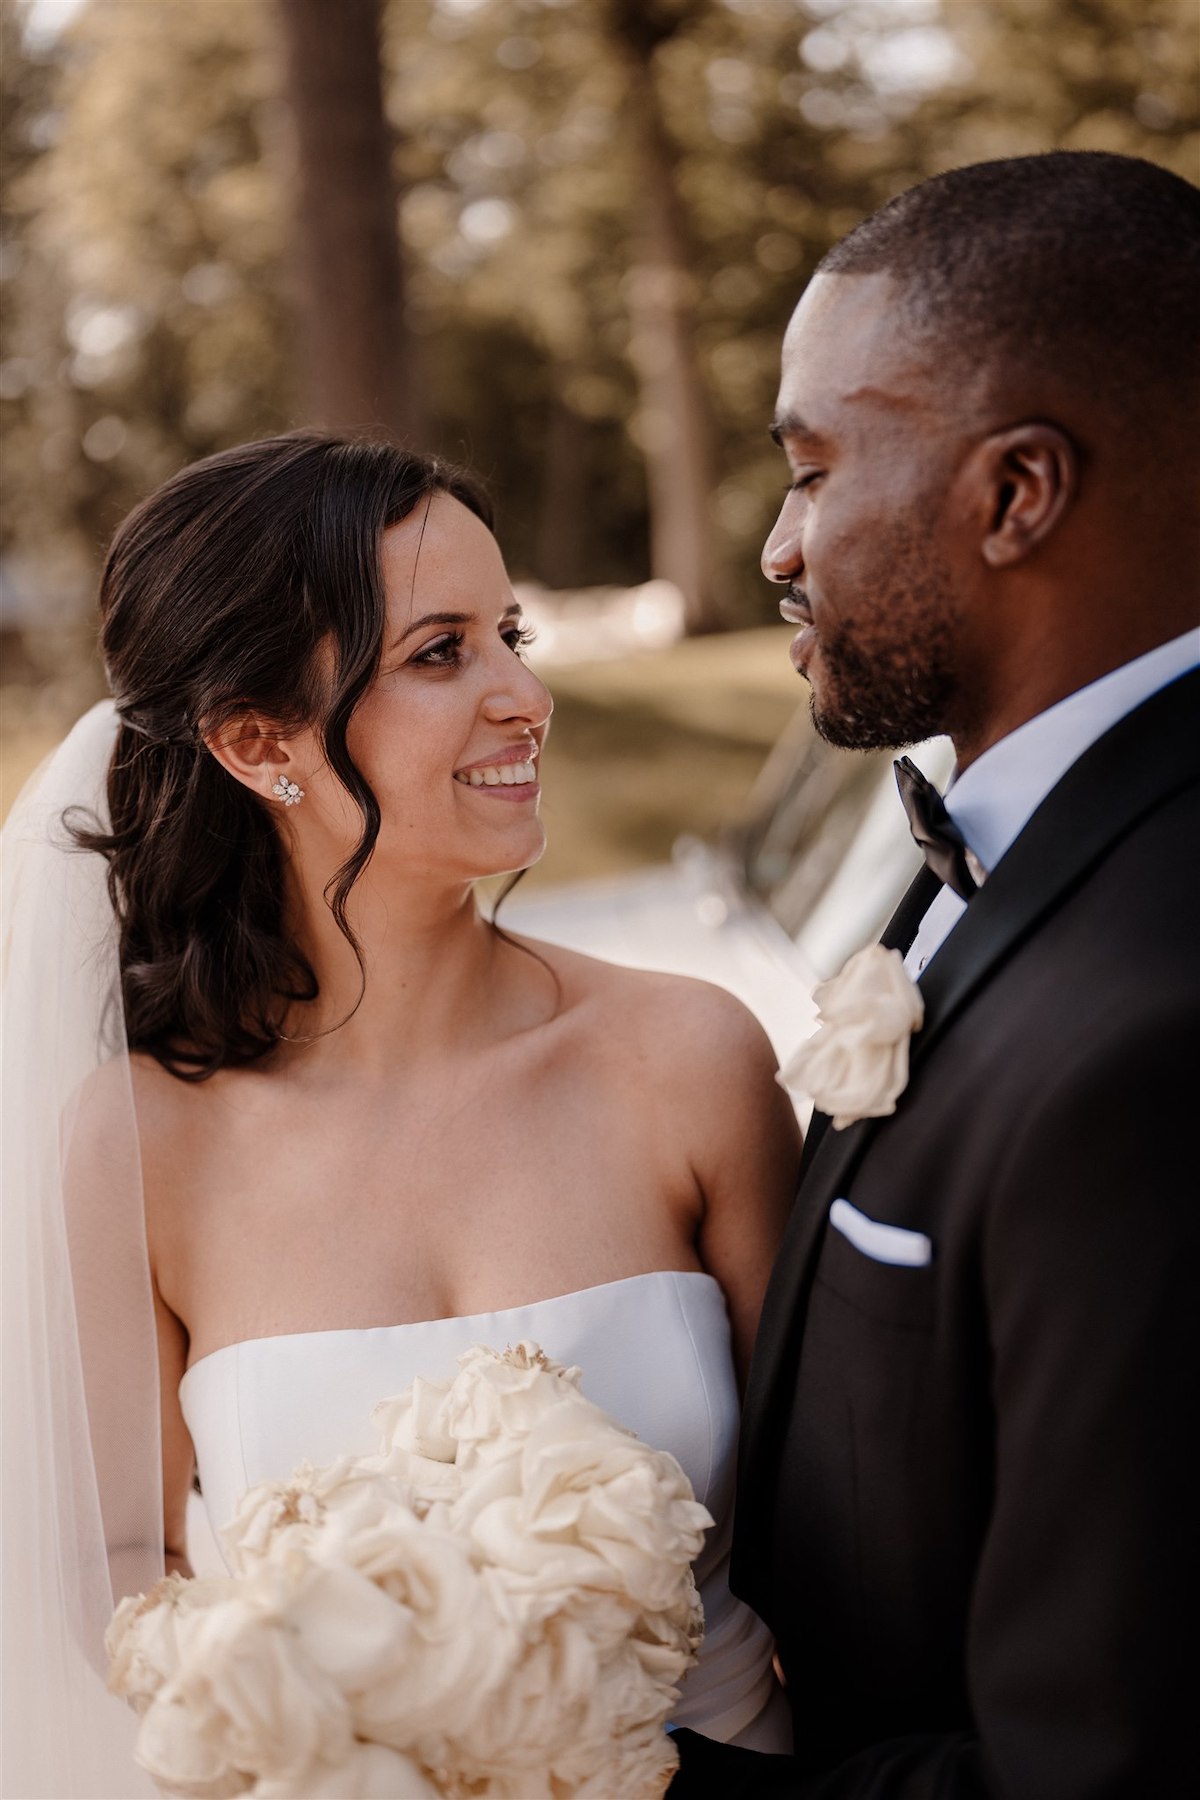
[944, 630, 1199, 875]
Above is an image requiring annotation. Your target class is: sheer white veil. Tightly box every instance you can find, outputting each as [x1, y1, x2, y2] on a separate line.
[2, 700, 161, 1798]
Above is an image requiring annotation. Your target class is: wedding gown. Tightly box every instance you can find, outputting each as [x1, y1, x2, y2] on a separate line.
[181, 1268, 792, 1754]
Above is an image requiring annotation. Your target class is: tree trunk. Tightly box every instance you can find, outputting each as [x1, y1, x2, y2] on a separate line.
[534, 388, 591, 588]
[275, 0, 419, 440]
[608, 9, 728, 634]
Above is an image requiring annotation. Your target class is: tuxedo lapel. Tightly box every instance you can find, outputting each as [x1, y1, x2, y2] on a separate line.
[736, 667, 1200, 1594]
[736, 1118, 872, 1548]
[738, 870, 939, 1547]
[906, 665, 1198, 1070]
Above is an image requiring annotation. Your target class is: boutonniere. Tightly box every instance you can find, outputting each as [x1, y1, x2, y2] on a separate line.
[777, 944, 924, 1130]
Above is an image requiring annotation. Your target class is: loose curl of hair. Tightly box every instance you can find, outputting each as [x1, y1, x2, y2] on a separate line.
[71, 433, 493, 1082]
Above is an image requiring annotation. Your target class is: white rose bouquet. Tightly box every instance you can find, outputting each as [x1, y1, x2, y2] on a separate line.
[108, 1344, 712, 1799]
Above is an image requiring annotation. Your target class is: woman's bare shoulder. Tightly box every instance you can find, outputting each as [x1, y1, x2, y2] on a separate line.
[125, 1050, 206, 1142]
[513, 933, 778, 1070]
[124, 1052, 266, 1204]
[71, 1050, 183, 1146]
[64, 1054, 206, 1243]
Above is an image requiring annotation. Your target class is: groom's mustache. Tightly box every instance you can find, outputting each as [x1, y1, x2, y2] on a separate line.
[780, 585, 813, 624]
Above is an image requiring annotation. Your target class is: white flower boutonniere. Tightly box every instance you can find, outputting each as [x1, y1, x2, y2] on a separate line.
[778, 943, 924, 1130]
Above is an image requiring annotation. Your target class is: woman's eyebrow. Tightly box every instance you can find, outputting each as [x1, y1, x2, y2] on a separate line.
[390, 602, 522, 651]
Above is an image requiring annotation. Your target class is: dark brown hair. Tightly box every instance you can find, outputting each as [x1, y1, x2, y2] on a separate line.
[73, 432, 492, 1081]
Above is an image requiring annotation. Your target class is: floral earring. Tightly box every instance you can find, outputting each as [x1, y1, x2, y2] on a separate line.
[271, 774, 305, 807]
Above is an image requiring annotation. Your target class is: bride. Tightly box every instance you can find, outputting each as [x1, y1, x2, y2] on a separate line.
[2, 432, 800, 1796]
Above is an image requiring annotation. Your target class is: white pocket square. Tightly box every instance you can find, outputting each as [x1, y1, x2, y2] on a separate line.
[829, 1198, 933, 1268]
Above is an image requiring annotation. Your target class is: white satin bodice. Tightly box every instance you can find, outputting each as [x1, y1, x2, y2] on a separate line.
[179, 1269, 790, 1751]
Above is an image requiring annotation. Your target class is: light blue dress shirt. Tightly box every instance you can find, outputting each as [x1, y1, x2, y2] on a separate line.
[903, 629, 1199, 978]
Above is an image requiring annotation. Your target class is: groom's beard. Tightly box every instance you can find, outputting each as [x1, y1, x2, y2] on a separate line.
[802, 538, 966, 752]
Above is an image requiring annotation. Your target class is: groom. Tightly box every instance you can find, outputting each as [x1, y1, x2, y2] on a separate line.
[672, 152, 1199, 1796]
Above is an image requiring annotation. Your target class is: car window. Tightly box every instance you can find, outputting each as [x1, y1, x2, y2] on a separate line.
[724, 708, 954, 978]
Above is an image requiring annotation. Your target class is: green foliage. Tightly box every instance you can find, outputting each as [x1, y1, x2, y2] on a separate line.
[923, 0, 1199, 175]
[1, 0, 289, 697]
[1, 0, 1196, 694]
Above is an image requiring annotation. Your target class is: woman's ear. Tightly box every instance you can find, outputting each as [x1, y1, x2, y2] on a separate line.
[204, 711, 299, 802]
[975, 422, 1079, 568]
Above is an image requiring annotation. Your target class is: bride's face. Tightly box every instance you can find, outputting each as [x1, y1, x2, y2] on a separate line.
[296, 494, 553, 886]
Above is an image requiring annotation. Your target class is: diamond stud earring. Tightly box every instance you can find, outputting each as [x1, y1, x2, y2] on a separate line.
[271, 775, 305, 807]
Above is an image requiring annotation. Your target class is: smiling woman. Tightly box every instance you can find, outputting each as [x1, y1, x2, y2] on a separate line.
[3, 430, 802, 1791]
[307, 493, 553, 889]
[72, 436, 511, 1078]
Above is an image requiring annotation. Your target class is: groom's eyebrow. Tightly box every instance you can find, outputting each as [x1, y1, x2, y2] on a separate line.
[770, 413, 826, 448]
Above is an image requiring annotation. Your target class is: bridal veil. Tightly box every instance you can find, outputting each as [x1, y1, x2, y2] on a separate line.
[2, 701, 161, 1797]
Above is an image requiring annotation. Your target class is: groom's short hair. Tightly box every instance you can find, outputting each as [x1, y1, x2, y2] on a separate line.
[818, 152, 1200, 430]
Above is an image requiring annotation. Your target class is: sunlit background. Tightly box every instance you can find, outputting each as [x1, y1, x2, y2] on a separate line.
[1, 0, 1196, 886]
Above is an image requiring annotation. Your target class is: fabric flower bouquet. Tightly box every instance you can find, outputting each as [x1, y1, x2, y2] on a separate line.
[107, 1344, 712, 1799]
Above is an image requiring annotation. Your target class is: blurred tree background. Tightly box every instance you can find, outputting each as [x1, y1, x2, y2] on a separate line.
[1, 0, 1196, 859]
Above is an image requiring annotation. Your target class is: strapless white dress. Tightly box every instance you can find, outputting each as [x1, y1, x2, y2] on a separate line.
[180, 1269, 791, 1752]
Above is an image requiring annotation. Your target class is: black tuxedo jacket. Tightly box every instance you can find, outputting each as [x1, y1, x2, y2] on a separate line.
[673, 667, 1200, 1798]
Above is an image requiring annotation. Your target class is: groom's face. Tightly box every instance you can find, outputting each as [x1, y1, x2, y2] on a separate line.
[763, 272, 981, 750]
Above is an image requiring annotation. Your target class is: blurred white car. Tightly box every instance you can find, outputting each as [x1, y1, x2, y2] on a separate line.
[507, 712, 954, 1077]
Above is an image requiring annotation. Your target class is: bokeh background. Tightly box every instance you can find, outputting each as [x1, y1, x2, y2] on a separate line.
[1, 0, 1196, 883]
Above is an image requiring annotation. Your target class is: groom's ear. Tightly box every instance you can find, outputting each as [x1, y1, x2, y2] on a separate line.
[972, 422, 1078, 568]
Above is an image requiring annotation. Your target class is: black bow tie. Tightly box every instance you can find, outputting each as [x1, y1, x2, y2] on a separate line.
[894, 757, 987, 902]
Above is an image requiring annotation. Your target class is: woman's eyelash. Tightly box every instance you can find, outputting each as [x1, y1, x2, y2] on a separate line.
[410, 621, 537, 669]
[411, 631, 465, 667]
[790, 472, 822, 493]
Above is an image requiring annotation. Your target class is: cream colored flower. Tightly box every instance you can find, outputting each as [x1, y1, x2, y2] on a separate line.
[111, 1339, 709, 1800]
[571, 1725, 679, 1800]
[372, 1376, 458, 1464]
[366, 1441, 465, 1515]
[442, 1342, 583, 1467]
[535, 1412, 710, 1612]
[252, 1743, 439, 1797]
[134, 1567, 353, 1793]
[221, 1459, 408, 1572]
[449, 1617, 682, 1797]
[107, 1573, 237, 1713]
[134, 1685, 251, 1800]
[273, 1478, 426, 1590]
[443, 1391, 706, 1789]
[440, 1605, 596, 1780]
[463, 1397, 709, 1610]
[369, 1348, 580, 1505]
[336, 1525, 515, 1756]
[778, 942, 924, 1129]
[551, 1699, 681, 1798]
[227, 1489, 508, 1759]
[281, 1561, 419, 1699]
[220, 1458, 331, 1564]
